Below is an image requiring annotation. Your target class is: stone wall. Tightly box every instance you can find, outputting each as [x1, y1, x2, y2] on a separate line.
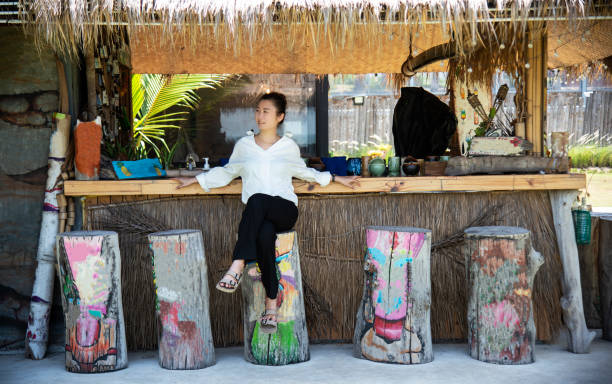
[0, 27, 63, 350]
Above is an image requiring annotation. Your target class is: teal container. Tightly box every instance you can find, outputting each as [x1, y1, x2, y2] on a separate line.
[572, 209, 591, 245]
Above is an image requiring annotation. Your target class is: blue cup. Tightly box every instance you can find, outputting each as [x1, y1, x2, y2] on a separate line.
[321, 157, 348, 176]
[347, 157, 362, 176]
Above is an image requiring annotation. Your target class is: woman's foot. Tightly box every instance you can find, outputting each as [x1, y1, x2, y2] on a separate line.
[260, 296, 278, 334]
[216, 260, 245, 293]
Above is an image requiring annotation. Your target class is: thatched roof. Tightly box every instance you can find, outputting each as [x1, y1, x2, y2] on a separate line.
[18, 1, 612, 75]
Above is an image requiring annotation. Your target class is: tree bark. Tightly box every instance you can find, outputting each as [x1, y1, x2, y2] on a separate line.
[56, 231, 128, 372]
[354, 226, 433, 364]
[464, 226, 543, 364]
[549, 190, 596, 353]
[599, 216, 612, 341]
[25, 114, 70, 359]
[241, 231, 309, 365]
[148, 230, 215, 369]
[578, 215, 601, 328]
[445, 155, 568, 176]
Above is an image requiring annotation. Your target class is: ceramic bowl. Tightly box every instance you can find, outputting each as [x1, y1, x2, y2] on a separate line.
[402, 162, 420, 176]
[368, 158, 386, 177]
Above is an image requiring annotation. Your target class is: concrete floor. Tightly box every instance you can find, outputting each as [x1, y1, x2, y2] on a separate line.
[2, 340, 611, 384]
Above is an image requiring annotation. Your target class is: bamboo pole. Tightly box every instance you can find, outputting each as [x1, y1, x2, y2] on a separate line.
[525, 29, 547, 156]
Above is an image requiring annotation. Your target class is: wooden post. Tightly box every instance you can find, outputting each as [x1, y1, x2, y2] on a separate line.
[599, 216, 612, 341]
[524, 29, 547, 156]
[56, 231, 128, 372]
[25, 113, 71, 359]
[148, 230, 215, 369]
[353, 226, 433, 364]
[241, 231, 309, 365]
[578, 215, 602, 328]
[549, 190, 596, 353]
[464, 226, 543, 364]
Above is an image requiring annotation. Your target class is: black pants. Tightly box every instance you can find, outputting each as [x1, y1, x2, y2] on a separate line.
[233, 193, 298, 299]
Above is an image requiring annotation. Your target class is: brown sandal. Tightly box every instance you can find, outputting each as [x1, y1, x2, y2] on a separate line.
[215, 270, 242, 293]
[260, 308, 278, 334]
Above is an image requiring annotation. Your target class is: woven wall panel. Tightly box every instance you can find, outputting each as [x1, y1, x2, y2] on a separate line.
[87, 191, 563, 350]
[130, 24, 448, 74]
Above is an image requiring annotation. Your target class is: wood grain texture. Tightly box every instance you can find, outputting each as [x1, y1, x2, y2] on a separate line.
[148, 230, 215, 369]
[467, 137, 533, 156]
[56, 231, 128, 372]
[549, 191, 596, 353]
[464, 226, 543, 364]
[354, 226, 433, 364]
[64, 174, 586, 196]
[578, 216, 602, 328]
[445, 156, 569, 176]
[599, 216, 612, 341]
[241, 231, 309, 365]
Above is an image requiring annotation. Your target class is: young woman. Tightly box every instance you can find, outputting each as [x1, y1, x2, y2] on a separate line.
[175, 92, 359, 333]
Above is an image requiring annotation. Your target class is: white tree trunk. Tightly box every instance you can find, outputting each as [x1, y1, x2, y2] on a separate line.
[25, 114, 70, 359]
[549, 190, 596, 353]
[56, 231, 128, 372]
[354, 226, 433, 364]
[148, 230, 215, 370]
[464, 226, 543, 364]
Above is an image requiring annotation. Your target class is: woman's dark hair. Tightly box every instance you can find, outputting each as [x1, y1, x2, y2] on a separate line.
[257, 92, 287, 124]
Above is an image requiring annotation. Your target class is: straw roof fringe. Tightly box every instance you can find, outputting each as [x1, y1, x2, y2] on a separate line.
[21, 0, 601, 57]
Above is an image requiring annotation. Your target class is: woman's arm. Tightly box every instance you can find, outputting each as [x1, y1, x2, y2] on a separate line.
[175, 141, 243, 191]
[289, 143, 360, 189]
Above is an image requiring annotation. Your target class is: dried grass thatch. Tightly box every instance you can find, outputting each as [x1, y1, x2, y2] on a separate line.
[87, 191, 563, 350]
[21, 1, 608, 61]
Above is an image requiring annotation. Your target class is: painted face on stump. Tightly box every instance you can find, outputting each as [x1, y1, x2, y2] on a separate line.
[255, 99, 284, 133]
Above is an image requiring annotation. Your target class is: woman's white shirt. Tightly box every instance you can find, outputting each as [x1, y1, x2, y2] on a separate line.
[195, 135, 331, 206]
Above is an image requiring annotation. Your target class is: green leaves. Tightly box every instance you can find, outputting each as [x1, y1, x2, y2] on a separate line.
[131, 73, 230, 165]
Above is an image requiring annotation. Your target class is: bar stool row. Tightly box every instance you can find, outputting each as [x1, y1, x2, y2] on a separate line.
[55, 225, 543, 372]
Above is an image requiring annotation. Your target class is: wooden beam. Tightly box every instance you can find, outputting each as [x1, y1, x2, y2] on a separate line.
[64, 174, 586, 196]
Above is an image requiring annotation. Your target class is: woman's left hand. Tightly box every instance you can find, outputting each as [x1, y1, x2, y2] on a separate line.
[335, 175, 361, 189]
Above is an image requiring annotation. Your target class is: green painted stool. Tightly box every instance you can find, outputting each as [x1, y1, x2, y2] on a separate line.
[241, 230, 309, 365]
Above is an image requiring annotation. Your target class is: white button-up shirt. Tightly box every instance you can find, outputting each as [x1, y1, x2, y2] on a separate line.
[195, 135, 331, 206]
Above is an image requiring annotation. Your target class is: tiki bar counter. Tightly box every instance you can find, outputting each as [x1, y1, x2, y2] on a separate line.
[61, 174, 588, 353]
[9, 0, 611, 375]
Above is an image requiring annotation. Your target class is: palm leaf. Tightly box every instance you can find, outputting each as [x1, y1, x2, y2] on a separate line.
[131, 73, 233, 160]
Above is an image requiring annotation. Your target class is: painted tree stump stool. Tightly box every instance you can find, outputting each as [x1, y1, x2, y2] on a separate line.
[56, 231, 128, 372]
[241, 230, 309, 365]
[353, 226, 433, 364]
[464, 226, 544, 364]
[148, 230, 215, 369]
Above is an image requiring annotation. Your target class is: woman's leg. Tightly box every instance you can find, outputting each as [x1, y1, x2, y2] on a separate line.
[256, 221, 279, 299]
[232, 194, 270, 262]
[219, 194, 270, 290]
[253, 196, 298, 327]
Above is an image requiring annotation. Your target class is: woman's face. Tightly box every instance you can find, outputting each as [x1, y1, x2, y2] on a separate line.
[255, 99, 285, 133]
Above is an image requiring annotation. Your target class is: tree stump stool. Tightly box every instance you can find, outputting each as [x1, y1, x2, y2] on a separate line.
[56, 231, 128, 372]
[600, 216, 612, 341]
[148, 230, 215, 369]
[353, 226, 433, 364]
[464, 226, 544, 364]
[241, 230, 309, 365]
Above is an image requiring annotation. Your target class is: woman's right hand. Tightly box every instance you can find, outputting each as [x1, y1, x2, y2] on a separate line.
[174, 177, 198, 189]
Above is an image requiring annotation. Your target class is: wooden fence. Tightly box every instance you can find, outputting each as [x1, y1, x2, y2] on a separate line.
[328, 90, 612, 151]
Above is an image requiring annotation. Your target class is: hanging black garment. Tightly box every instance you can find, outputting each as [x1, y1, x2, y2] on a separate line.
[392, 87, 457, 158]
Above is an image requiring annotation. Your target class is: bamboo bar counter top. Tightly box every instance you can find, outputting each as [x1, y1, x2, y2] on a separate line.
[66, 174, 587, 351]
[64, 174, 585, 196]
